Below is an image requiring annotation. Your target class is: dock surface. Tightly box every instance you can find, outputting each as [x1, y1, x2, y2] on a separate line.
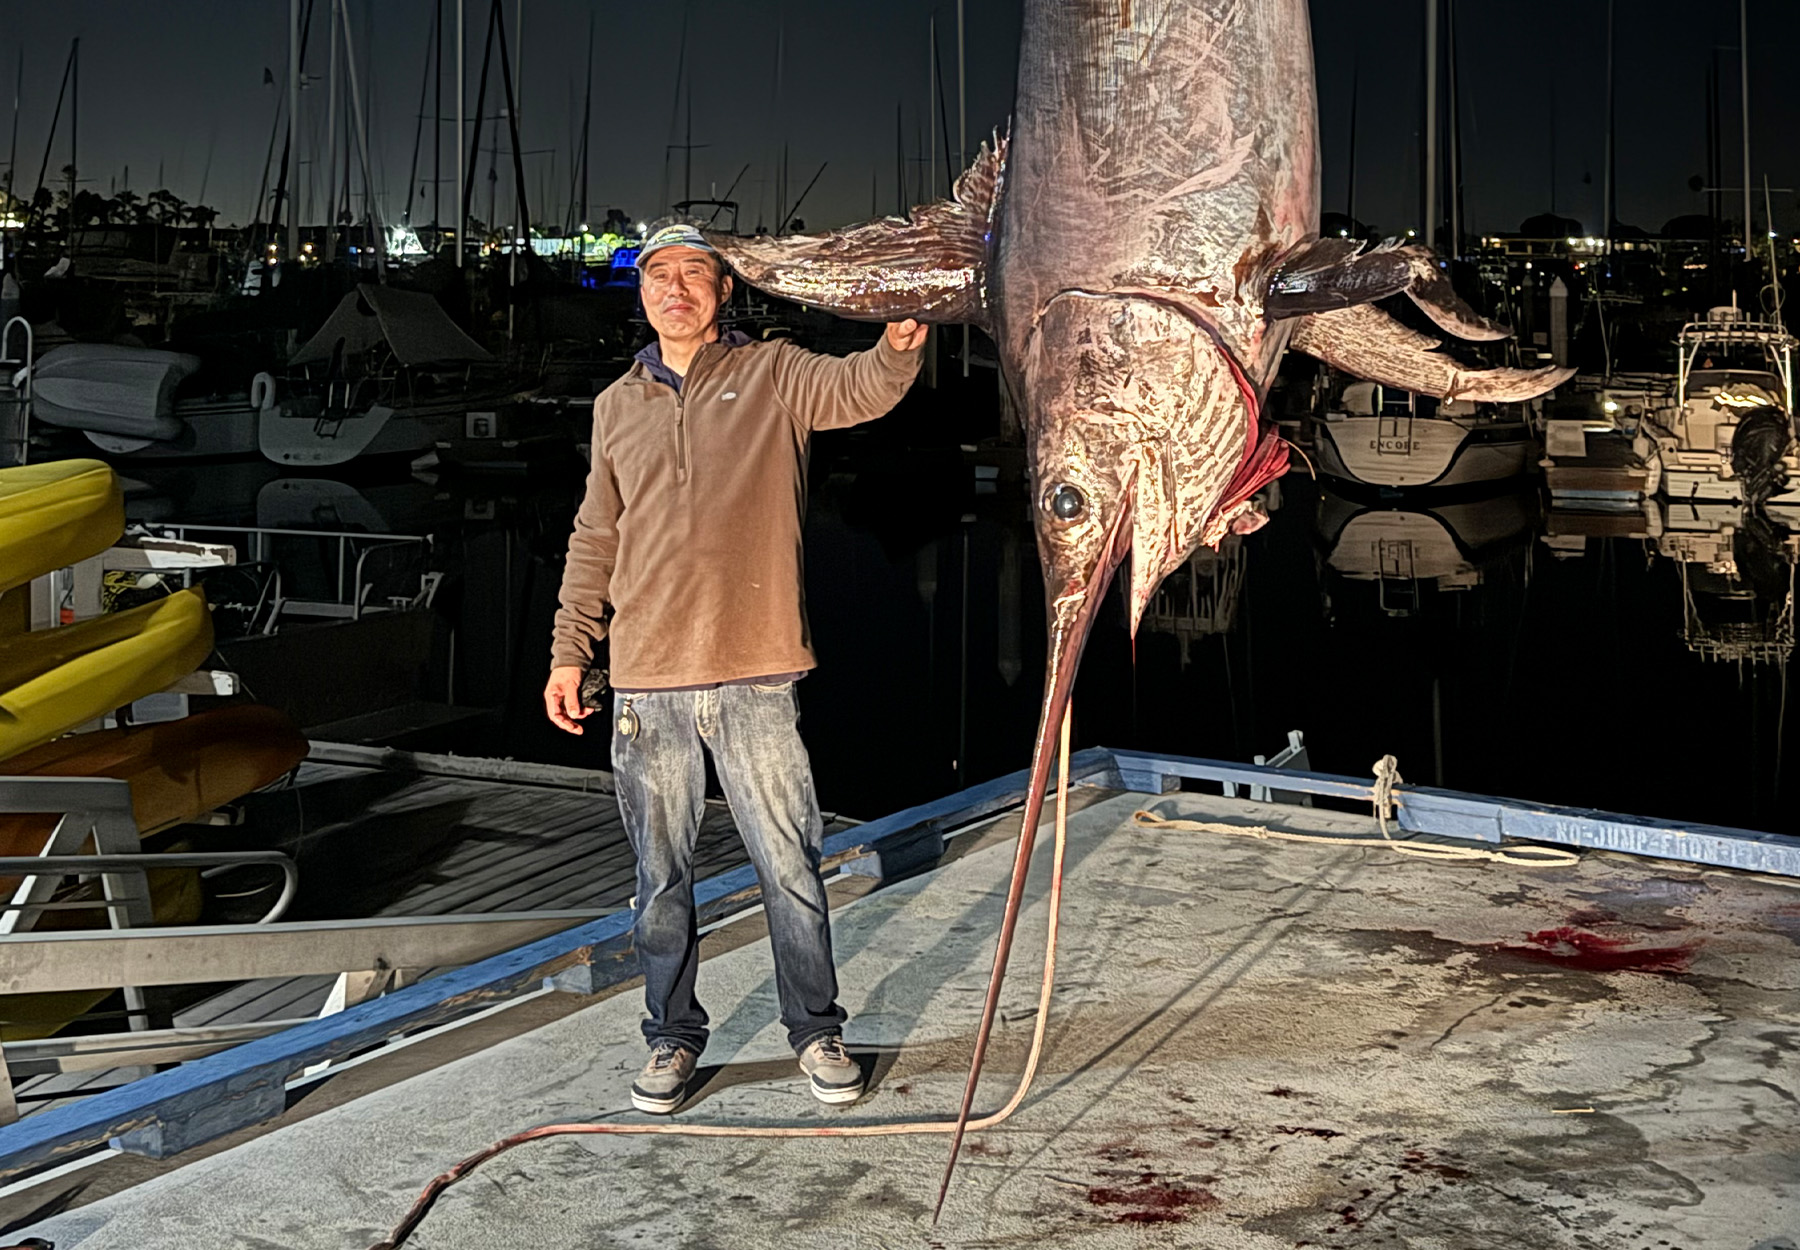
[19, 788, 1800, 1248]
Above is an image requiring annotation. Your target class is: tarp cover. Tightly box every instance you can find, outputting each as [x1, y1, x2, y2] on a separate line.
[29, 343, 200, 439]
[289, 284, 491, 369]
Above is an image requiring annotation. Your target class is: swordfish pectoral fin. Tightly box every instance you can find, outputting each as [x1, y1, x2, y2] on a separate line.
[1290, 304, 1574, 404]
[1262, 237, 1412, 317]
[1264, 240, 1510, 341]
[1396, 245, 1511, 341]
[703, 135, 1007, 331]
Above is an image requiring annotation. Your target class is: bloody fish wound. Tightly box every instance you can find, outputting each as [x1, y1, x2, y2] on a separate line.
[707, 0, 1570, 1216]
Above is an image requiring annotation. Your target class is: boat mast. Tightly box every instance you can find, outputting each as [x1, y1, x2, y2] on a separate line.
[288, 1, 300, 263]
[1345, 59, 1358, 227]
[894, 101, 904, 216]
[28, 41, 74, 238]
[434, 0, 442, 232]
[456, 0, 464, 266]
[1422, 0, 1437, 247]
[335, 0, 385, 277]
[1739, 0, 1751, 252]
[1602, 0, 1614, 240]
[579, 12, 592, 235]
[957, 0, 967, 376]
[326, 0, 339, 242]
[6, 47, 20, 211]
[1447, 0, 1461, 257]
[67, 38, 77, 254]
[405, 0, 436, 227]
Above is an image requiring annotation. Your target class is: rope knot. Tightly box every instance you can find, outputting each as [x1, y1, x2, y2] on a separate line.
[1371, 755, 1403, 839]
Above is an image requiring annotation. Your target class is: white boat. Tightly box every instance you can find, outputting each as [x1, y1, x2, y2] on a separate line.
[1538, 372, 1668, 509]
[260, 284, 505, 468]
[1644, 303, 1800, 507]
[1311, 380, 1534, 491]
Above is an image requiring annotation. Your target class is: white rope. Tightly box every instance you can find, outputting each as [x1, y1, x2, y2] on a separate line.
[1134, 755, 1581, 869]
[1133, 809, 1580, 867]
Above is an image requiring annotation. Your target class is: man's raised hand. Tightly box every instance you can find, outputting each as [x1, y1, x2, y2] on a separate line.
[885, 319, 928, 352]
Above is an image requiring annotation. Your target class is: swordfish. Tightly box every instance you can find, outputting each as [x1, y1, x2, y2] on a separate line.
[706, 0, 1569, 1209]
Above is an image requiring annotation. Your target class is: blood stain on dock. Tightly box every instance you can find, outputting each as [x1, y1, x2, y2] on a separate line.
[1494, 926, 1696, 974]
[1085, 1171, 1219, 1225]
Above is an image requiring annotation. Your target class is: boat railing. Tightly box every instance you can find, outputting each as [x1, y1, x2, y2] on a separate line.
[1676, 317, 1797, 346]
[0, 316, 32, 468]
[141, 523, 433, 627]
[1675, 320, 1796, 415]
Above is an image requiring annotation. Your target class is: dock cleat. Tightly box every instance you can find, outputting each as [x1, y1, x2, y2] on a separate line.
[798, 1033, 864, 1105]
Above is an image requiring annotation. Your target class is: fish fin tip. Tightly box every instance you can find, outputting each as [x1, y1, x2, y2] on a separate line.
[705, 139, 1003, 330]
[1292, 304, 1567, 403]
[1267, 239, 1511, 342]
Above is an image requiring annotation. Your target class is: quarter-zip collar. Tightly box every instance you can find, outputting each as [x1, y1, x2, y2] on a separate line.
[635, 328, 753, 394]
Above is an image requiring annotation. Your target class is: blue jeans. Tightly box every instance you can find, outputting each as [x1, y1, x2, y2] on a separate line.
[611, 682, 847, 1056]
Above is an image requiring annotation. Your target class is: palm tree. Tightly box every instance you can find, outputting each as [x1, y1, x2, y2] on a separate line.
[147, 188, 188, 226]
[108, 188, 141, 225]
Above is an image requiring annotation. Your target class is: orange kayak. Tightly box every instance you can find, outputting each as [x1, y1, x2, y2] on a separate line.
[0, 704, 310, 1041]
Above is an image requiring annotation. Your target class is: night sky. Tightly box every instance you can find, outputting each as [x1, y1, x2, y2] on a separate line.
[1, 1, 1795, 239]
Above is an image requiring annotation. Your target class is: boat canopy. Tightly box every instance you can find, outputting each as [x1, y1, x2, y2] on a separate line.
[289, 285, 492, 370]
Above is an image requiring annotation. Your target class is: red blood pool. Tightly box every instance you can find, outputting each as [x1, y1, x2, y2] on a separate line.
[1085, 1173, 1220, 1225]
[1497, 927, 1695, 974]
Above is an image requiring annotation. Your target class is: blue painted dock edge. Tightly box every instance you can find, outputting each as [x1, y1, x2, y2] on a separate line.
[0, 745, 1793, 1181]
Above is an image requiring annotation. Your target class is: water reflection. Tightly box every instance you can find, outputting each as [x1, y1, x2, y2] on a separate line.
[1314, 488, 1535, 619]
[107, 450, 1797, 838]
[1544, 498, 1799, 665]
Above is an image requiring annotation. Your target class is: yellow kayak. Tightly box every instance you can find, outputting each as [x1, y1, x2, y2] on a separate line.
[0, 459, 124, 598]
[0, 587, 214, 762]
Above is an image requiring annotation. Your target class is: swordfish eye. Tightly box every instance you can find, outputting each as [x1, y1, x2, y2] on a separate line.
[1045, 482, 1087, 522]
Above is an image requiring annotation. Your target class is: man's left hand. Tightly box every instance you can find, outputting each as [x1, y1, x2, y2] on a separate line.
[885, 319, 928, 352]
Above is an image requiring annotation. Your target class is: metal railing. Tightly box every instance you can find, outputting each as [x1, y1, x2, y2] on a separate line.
[0, 315, 33, 467]
[140, 522, 434, 629]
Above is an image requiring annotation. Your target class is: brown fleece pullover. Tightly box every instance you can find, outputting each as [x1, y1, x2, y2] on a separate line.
[551, 333, 922, 690]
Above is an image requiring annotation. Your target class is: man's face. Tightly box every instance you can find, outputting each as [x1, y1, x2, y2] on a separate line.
[641, 246, 731, 341]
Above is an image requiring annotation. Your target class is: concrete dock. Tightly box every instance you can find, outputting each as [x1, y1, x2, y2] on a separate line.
[15, 788, 1800, 1249]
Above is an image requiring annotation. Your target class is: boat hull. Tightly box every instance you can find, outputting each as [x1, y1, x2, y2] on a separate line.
[1313, 416, 1531, 490]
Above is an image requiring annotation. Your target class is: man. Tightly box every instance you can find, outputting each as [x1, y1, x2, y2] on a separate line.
[545, 222, 926, 1114]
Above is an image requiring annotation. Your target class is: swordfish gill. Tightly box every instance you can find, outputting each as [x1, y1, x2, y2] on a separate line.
[706, 0, 1570, 1212]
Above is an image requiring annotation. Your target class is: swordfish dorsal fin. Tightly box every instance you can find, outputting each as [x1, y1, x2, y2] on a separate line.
[703, 134, 1007, 331]
[1265, 238, 1510, 341]
[1289, 303, 1574, 403]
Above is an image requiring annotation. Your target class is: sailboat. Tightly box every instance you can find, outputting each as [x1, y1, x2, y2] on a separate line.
[1311, 377, 1536, 492]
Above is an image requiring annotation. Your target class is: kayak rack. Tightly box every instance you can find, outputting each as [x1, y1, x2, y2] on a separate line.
[0, 775, 299, 1124]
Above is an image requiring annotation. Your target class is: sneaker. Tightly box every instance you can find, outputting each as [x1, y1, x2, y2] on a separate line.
[630, 1041, 698, 1114]
[798, 1034, 864, 1105]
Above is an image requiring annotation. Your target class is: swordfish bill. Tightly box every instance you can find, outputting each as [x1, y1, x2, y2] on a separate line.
[705, 0, 1570, 1216]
